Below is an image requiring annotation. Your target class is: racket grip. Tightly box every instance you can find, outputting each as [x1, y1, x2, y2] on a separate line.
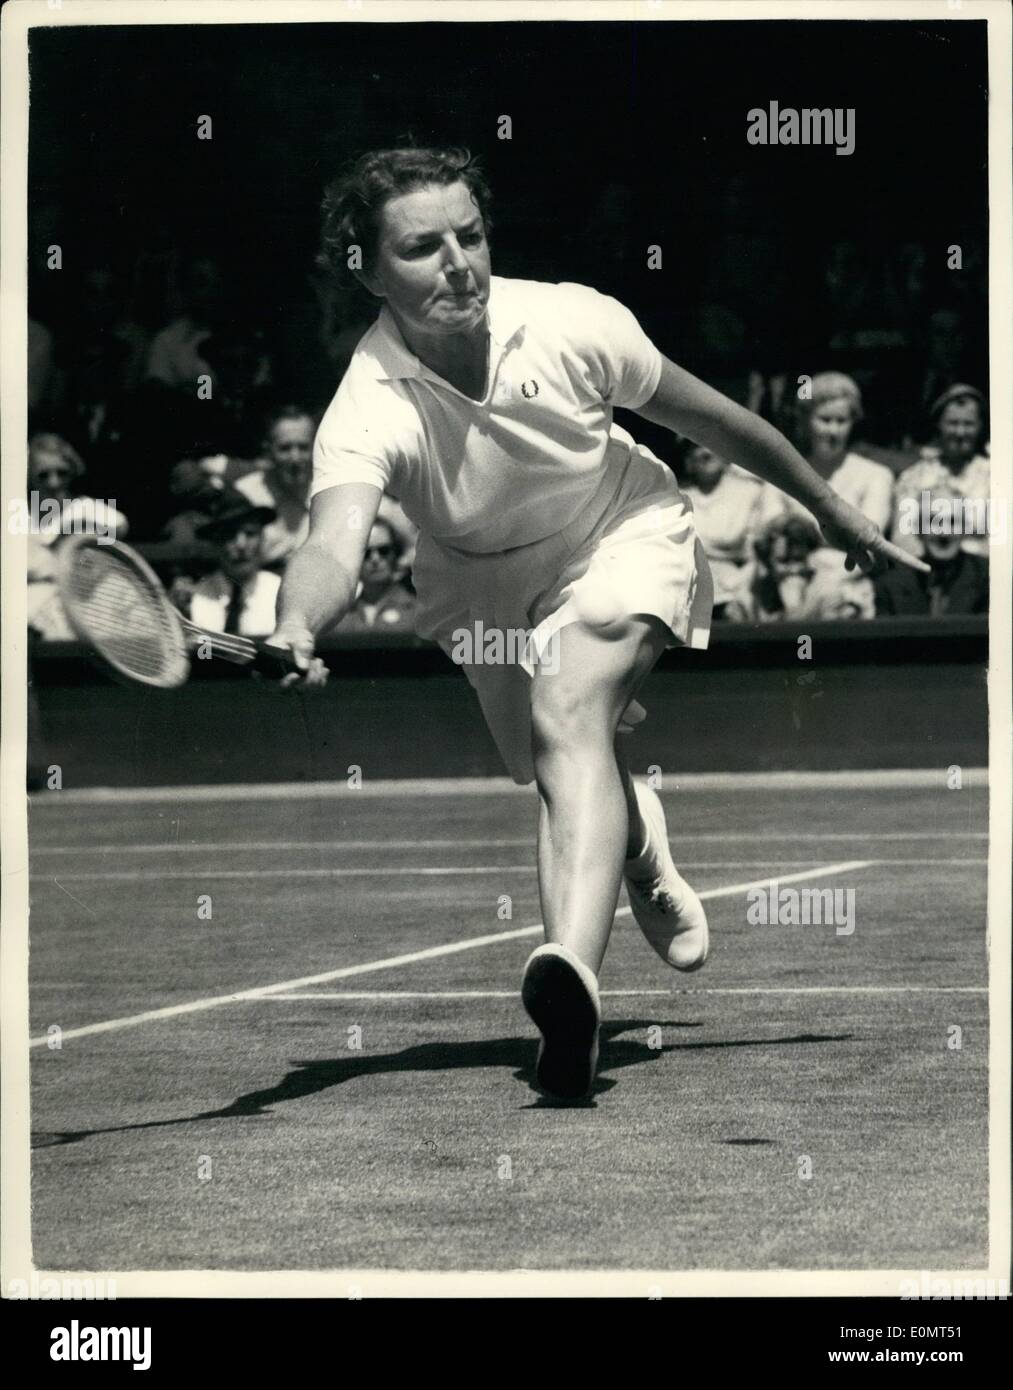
[250, 641, 310, 680]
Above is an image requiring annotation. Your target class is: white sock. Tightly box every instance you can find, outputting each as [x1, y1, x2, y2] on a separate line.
[624, 796, 662, 878]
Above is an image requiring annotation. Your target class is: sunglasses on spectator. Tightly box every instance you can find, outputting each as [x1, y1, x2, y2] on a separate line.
[365, 544, 395, 557]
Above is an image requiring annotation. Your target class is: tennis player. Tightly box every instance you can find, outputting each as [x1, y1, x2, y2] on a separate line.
[270, 147, 926, 1101]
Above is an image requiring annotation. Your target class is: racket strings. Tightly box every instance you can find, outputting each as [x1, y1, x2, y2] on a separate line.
[66, 550, 184, 683]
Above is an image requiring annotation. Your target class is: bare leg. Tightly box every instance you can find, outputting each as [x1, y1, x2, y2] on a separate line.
[616, 740, 647, 859]
[530, 616, 668, 975]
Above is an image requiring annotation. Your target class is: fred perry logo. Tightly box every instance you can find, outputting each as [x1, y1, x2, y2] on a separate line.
[520, 379, 540, 399]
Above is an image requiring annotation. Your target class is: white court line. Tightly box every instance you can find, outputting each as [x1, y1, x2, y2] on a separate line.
[29, 857, 983, 882]
[27, 768, 989, 804]
[263, 986, 988, 1000]
[26, 860, 870, 1047]
[30, 831, 989, 855]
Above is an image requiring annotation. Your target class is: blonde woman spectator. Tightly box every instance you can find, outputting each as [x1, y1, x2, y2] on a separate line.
[891, 384, 990, 559]
[763, 372, 894, 538]
[26, 433, 127, 544]
[26, 433, 128, 640]
[680, 443, 766, 614]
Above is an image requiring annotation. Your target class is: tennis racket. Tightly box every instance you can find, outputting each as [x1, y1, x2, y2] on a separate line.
[58, 534, 303, 689]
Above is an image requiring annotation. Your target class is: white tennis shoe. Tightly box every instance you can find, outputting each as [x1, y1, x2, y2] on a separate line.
[521, 943, 601, 1101]
[624, 781, 709, 971]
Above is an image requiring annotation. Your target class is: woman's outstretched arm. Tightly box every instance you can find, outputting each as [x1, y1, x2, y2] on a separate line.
[270, 480, 383, 684]
[636, 357, 927, 574]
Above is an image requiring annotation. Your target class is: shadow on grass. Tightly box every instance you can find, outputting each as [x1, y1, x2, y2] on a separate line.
[32, 1022, 853, 1144]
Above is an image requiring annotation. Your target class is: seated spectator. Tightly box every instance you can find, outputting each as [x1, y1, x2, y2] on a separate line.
[232, 403, 419, 573]
[763, 372, 894, 537]
[25, 433, 128, 640]
[234, 406, 316, 566]
[376, 495, 419, 575]
[162, 457, 230, 546]
[916, 308, 985, 426]
[876, 490, 988, 617]
[335, 520, 416, 634]
[194, 321, 276, 460]
[891, 384, 990, 559]
[179, 489, 281, 638]
[26, 432, 128, 543]
[57, 266, 150, 445]
[725, 514, 873, 623]
[28, 316, 54, 416]
[679, 442, 767, 616]
[145, 257, 223, 390]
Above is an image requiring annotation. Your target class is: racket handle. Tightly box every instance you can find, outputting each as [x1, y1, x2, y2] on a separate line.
[249, 641, 310, 680]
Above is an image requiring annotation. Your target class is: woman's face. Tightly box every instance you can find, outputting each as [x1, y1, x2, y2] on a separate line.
[936, 400, 982, 467]
[809, 397, 855, 461]
[805, 397, 855, 461]
[29, 448, 74, 504]
[363, 181, 491, 340]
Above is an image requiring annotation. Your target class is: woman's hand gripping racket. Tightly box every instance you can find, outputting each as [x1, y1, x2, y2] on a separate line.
[58, 535, 324, 689]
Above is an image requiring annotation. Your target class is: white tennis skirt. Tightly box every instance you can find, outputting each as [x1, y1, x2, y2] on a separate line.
[412, 441, 713, 785]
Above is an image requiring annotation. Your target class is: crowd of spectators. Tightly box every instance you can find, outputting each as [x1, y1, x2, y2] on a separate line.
[25, 250, 991, 648]
[677, 375, 991, 623]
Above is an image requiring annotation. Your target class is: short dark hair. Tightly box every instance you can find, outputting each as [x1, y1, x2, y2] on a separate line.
[263, 403, 316, 438]
[319, 145, 492, 283]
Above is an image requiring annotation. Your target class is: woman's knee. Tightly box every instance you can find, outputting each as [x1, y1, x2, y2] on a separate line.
[530, 678, 616, 762]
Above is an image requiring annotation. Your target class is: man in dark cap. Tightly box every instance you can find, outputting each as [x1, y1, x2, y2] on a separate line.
[186, 488, 280, 637]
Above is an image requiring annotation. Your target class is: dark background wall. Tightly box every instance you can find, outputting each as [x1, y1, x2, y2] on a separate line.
[28, 19, 989, 434]
[31, 620, 987, 787]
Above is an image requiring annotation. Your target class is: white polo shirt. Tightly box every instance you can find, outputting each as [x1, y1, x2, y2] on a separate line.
[311, 276, 665, 553]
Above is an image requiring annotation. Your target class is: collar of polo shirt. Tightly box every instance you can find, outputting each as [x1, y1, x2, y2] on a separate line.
[368, 277, 526, 384]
